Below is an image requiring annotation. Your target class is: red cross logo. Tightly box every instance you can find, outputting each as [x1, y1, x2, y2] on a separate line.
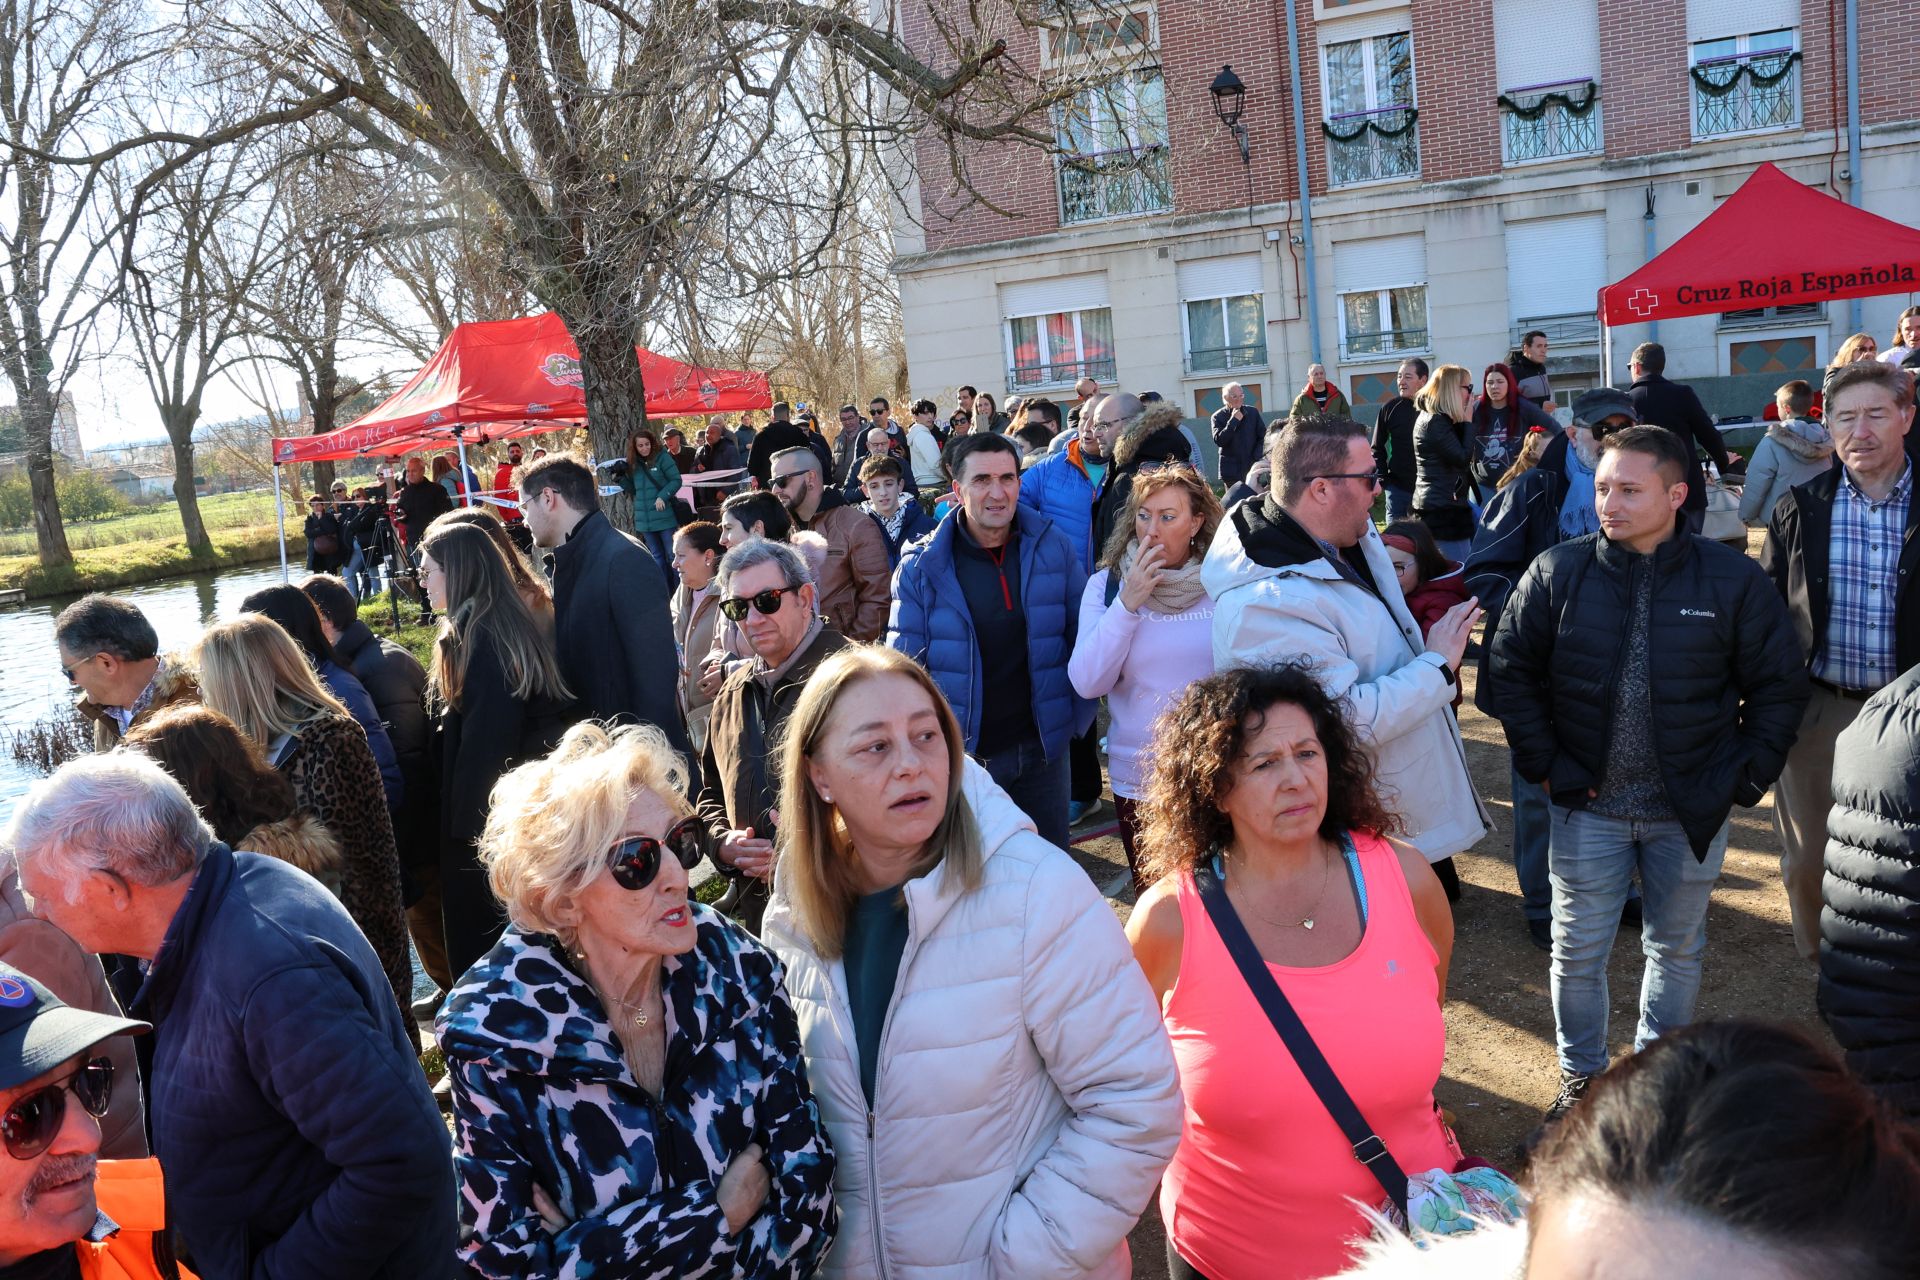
[1626, 288, 1658, 317]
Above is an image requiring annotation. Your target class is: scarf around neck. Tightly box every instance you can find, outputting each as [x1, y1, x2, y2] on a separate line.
[1118, 540, 1210, 615]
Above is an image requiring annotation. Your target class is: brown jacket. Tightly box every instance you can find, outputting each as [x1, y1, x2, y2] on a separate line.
[0, 861, 147, 1160]
[77, 655, 199, 752]
[672, 582, 723, 755]
[241, 814, 345, 899]
[797, 492, 892, 643]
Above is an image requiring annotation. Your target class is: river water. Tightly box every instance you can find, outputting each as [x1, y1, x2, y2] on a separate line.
[0, 562, 294, 821]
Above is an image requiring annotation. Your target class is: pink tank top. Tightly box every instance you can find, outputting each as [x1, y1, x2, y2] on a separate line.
[1160, 831, 1456, 1280]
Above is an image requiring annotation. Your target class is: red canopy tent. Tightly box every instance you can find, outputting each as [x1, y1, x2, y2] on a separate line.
[271, 311, 771, 464]
[1598, 163, 1920, 370]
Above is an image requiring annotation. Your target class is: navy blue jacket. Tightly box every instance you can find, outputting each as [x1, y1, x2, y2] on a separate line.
[866, 501, 934, 567]
[130, 845, 456, 1280]
[888, 507, 1092, 760]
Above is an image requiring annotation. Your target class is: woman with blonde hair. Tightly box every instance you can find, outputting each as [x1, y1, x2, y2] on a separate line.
[1070, 463, 1224, 890]
[437, 721, 836, 1278]
[418, 519, 580, 980]
[195, 613, 415, 1036]
[761, 645, 1181, 1278]
[1825, 331, 1883, 404]
[433, 505, 552, 618]
[1411, 363, 1479, 560]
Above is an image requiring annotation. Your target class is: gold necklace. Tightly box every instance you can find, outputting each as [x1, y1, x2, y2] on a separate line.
[1234, 846, 1338, 931]
[577, 949, 660, 1028]
[605, 992, 654, 1028]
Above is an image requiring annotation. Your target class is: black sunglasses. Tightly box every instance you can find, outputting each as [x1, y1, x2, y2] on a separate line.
[607, 817, 708, 891]
[3, 1058, 112, 1160]
[60, 654, 100, 683]
[1311, 470, 1382, 487]
[719, 587, 797, 621]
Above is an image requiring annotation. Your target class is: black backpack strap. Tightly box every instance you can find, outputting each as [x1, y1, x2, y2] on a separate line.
[1193, 862, 1411, 1217]
[1104, 567, 1121, 608]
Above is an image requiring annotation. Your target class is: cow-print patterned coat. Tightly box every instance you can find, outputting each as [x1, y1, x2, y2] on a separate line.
[436, 909, 836, 1279]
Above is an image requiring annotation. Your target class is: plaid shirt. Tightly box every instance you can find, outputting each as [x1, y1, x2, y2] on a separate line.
[1815, 460, 1913, 691]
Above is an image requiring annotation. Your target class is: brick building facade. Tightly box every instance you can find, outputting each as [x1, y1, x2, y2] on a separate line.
[891, 0, 1920, 446]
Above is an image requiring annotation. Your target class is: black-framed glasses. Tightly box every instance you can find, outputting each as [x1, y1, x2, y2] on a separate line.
[3, 1058, 112, 1160]
[606, 817, 708, 892]
[60, 654, 100, 683]
[1311, 470, 1382, 487]
[719, 587, 797, 621]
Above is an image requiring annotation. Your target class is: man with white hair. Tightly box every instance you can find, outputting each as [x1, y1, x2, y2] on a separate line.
[1211, 382, 1265, 488]
[1291, 363, 1352, 419]
[6, 753, 456, 1280]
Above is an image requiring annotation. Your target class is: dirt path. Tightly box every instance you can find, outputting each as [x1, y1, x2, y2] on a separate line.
[1062, 659, 1821, 1278]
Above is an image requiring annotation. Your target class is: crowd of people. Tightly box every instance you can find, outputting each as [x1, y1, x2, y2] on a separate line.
[7, 324, 1920, 1278]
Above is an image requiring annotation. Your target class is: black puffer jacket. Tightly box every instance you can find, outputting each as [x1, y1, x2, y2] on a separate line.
[1411, 410, 1477, 541]
[1488, 523, 1809, 858]
[1820, 662, 1920, 1115]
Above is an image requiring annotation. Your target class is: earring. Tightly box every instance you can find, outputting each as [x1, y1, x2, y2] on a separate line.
[820, 792, 833, 804]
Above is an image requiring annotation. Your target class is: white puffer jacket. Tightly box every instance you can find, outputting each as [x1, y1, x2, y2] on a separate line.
[762, 762, 1182, 1279]
[1203, 504, 1491, 860]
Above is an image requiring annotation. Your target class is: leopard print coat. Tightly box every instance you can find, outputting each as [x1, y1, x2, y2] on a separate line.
[437, 912, 837, 1279]
[278, 711, 417, 1044]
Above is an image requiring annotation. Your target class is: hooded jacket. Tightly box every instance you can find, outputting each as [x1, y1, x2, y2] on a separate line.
[760, 761, 1183, 1279]
[129, 845, 455, 1280]
[1462, 465, 1567, 720]
[76, 1159, 198, 1280]
[1819, 662, 1920, 1114]
[1488, 524, 1809, 858]
[1018, 439, 1102, 571]
[795, 488, 893, 643]
[1202, 496, 1490, 860]
[1739, 418, 1835, 526]
[888, 507, 1092, 761]
[241, 814, 344, 898]
[78, 655, 199, 753]
[1092, 402, 1193, 557]
[437, 917, 837, 1279]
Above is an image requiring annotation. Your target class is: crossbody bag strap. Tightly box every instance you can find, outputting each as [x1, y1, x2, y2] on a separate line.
[1193, 862, 1411, 1217]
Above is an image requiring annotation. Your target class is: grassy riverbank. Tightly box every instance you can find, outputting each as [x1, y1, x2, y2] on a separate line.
[0, 492, 302, 599]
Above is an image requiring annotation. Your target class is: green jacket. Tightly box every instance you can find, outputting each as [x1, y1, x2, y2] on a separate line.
[624, 453, 683, 532]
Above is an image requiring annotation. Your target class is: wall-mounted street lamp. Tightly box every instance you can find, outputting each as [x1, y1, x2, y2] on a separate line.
[1210, 65, 1253, 223]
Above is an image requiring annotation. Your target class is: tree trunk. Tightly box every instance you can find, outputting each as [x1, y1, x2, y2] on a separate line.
[312, 459, 336, 493]
[570, 319, 648, 534]
[170, 437, 211, 559]
[19, 387, 71, 567]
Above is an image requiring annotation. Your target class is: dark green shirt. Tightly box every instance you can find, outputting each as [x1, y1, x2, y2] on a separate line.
[844, 888, 910, 1106]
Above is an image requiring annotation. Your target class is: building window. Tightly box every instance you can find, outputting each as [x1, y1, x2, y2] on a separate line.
[1322, 32, 1418, 187]
[1500, 80, 1601, 163]
[1340, 286, 1428, 359]
[1720, 302, 1825, 328]
[1691, 29, 1799, 137]
[1008, 309, 1116, 389]
[1057, 69, 1171, 225]
[1184, 295, 1267, 374]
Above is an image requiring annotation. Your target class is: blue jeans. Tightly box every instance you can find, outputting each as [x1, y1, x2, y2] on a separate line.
[342, 545, 378, 599]
[639, 526, 678, 588]
[1509, 758, 1551, 923]
[1548, 805, 1729, 1076]
[979, 739, 1069, 849]
[1384, 484, 1413, 522]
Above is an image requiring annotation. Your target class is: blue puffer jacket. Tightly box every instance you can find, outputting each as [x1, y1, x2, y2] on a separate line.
[128, 844, 456, 1280]
[1018, 442, 1100, 572]
[438, 915, 837, 1279]
[888, 507, 1093, 760]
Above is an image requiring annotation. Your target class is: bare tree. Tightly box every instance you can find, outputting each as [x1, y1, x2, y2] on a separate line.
[115, 139, 283, 556]
[0, 0, 154, 566]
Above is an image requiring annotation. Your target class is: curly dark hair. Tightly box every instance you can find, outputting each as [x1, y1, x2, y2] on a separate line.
[1136, 663, 1401, 885]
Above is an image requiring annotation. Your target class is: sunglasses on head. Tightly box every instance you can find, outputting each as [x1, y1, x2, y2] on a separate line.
[607, 817, 708, 891]
[719, 586, 797, 621]
[3, 1058, 112, 1160]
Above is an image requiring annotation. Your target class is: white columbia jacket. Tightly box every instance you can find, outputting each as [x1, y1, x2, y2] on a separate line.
[1202, 499, 1490, 859]
[762, 762, 1182, 1279]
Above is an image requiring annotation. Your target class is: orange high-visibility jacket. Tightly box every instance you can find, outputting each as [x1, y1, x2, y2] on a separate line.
[75, 1159, 196, 1280]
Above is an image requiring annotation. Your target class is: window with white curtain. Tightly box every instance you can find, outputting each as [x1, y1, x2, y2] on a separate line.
[1334, 235, 1428, 359]
[1178, 255, 1267, 374]
[1322, 32, 1419, 185]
